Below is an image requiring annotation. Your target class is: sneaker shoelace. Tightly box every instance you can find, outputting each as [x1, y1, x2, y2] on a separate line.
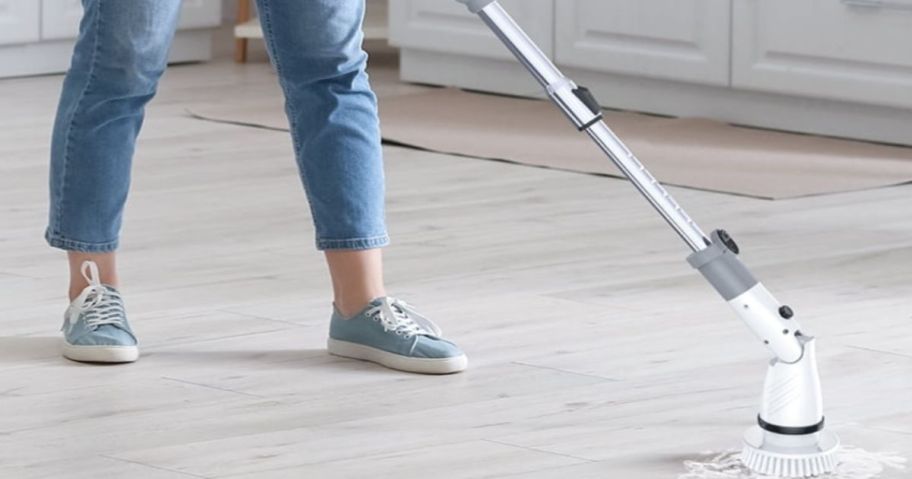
[365, 297, 443, 339]
[63, 261, 126, 333]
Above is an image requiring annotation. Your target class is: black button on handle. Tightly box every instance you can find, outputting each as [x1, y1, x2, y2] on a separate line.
[716, 229, 740, 255]
[779, 305, 794, 319]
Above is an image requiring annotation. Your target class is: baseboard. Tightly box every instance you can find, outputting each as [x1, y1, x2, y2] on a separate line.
[0, 29, 215, 79]
[400, 48, 912, 146]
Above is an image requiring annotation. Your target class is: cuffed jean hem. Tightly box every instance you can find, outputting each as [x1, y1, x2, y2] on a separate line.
[316, 234, 389, 251]
[45, 230, 119, 253]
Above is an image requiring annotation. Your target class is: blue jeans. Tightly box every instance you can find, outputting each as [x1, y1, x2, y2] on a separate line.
[47, 0, 388, 252]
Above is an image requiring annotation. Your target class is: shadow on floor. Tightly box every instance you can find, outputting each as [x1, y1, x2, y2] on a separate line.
[143, 348, 401, 374]
[0, 338, 406, 376]
[0, 336, 60, 364]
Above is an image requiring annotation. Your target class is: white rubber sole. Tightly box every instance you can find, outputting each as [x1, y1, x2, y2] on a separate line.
[327, 338, 467, 375]
[61, 339, 139, 364]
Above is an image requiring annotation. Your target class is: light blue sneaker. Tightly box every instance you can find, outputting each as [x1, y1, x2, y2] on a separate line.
[328, 297, 467, 374]
[60, 261, 138, 363]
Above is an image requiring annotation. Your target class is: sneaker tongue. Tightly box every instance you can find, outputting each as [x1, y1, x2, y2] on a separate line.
[389, 302, 407, 316]
[378, 298, 443, 338]
[411, 317, 442, 338]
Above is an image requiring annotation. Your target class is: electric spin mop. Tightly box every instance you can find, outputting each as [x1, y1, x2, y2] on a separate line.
[455, 1, 840, 476]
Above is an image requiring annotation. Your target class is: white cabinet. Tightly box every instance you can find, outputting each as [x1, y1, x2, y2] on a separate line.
[555, 0, 730, 86]
[390, 0, 912, 144]
[390, 0, 553, 60]
[0, 0, 40, 45]
[390, 0, 553, 94]
[41, 0, 83, 41]
[177, 0, 223, 29]
[0, 0, 221, 78]
[732, 0, 912, 108]
[42, 0, 222, 41]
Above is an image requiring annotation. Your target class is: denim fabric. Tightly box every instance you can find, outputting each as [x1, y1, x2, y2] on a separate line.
[47, 0, 389, 252]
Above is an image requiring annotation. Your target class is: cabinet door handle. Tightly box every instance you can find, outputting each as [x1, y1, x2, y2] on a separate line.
[842, 0, 912, 12]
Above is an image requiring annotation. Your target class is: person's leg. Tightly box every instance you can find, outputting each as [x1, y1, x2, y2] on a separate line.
[48, 0, 181, 362]
[325, 249, 385, 318]
[254, 0, 389, 316]
[48, 0, 181, 298]
[256, 0, 466, 374]
[67, 252, 116, 300]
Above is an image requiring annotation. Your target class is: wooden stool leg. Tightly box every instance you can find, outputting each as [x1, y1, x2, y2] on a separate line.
[235, 38, 248, 63]
[234, 0, 251, 63]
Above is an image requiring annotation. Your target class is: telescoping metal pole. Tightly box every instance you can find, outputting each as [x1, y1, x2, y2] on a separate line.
[456, 0, 808, 361]
[460, 0, 708, 252]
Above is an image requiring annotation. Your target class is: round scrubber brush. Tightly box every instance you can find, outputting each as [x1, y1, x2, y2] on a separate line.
[740, 338, 839, 477]
[742, 426, 839, 477]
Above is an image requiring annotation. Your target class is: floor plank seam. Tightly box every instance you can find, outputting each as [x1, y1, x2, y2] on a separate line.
[842, 344, 912, 359]
[854, 425, 912, 437]
[99, 454, 213, 479]
[143, 326, 302, 352]
[492, 460, 600, 479]
[214, 308, 320, 328]
[483, 438, 596, 463]
[510, 360, 621, 382]
[159, 376, 268, 399]
[0, 270, 39, 280]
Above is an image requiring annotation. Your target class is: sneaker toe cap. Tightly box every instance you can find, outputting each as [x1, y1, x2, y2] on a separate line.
[70, 325, 137, 347]
[410, 336, 465, 359]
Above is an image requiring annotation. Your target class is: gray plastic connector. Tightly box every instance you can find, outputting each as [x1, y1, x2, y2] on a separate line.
[687, 230, 758, 300]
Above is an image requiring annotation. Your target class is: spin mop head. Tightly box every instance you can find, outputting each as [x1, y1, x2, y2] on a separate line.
[740, 338, 839, 477]
[742, 426, 839, 477]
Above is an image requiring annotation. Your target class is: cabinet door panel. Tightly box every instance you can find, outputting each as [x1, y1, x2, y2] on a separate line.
[41, 0, 221, 42]
[732, 0, 912, 108]
[178, 0, 222, 29]
[555, 0, 730, 86]
[41, 0, 82, 41]
[0, 0, 40, 45]
[389, 0, 553, 60]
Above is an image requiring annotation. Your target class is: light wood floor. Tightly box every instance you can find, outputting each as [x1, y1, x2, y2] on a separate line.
[1, 53, 910, 478]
